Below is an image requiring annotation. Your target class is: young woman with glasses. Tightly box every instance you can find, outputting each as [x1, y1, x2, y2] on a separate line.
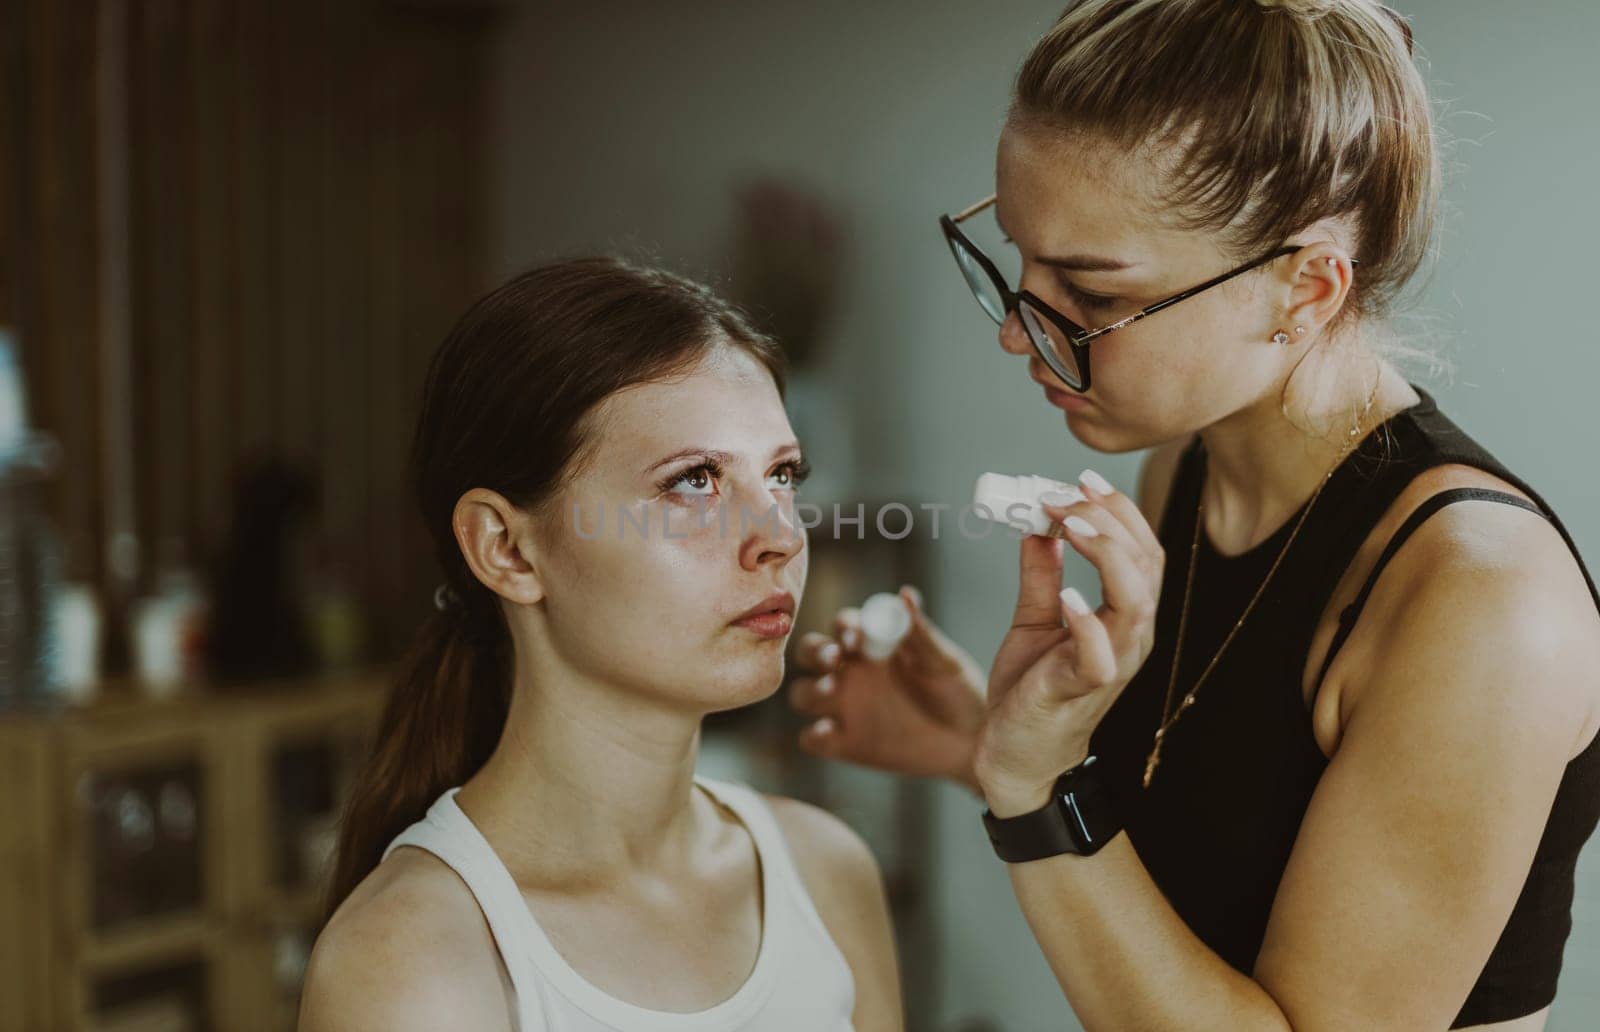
[791, 2, 1600, 1029]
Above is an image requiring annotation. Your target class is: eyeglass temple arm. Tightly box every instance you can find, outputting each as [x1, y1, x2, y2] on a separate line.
[952, 194, 998, 223]
[1076, 246, 1357, 345]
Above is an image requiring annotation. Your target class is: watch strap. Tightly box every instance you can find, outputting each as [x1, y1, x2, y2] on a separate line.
[981, 755, 1122, 862]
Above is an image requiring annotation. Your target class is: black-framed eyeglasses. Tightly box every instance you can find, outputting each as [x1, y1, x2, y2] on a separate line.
[939, 194, 1356, 392]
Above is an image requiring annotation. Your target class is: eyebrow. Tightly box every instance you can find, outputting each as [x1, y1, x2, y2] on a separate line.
[644, 442, 803, 475]
[994, 209, 1138, 273]
[1036, 253, 1138, 273]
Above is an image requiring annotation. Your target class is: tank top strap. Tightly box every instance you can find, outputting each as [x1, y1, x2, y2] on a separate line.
[383, 789, 545, 1028]
[691, 776, 835, 948]
[1310, 487, 1548, 693]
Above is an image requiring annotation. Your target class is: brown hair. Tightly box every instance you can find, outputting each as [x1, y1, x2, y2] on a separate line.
[1010, 0, 1436, 328]
[325, 258, 784, 916]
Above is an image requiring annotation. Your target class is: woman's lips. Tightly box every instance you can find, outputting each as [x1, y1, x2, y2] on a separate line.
[1042, 384, 1093, 411]
[730, 591, 796, 640]
[732, 611, 794, 639]
[1029, 363, 1093, 411]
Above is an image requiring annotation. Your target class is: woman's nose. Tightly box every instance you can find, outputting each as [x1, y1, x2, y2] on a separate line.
[998, 309, 1032, 356]
[739, 496, 805, 571]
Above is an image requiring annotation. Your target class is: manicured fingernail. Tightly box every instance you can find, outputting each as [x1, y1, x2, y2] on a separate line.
[819, 643, 841, 667]
[1078, 469, 1114, 495]
[1063, 515, 1099, 538]
[1040, 488, 1083, 507]
[813, 717, 835, 735]
[1060, 587, 1091, 615]
[841, 627, 860, 651]
[816, 675, 834, 695]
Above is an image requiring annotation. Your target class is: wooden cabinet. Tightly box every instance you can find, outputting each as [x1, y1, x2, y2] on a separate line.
[0, 674, 386, 1032]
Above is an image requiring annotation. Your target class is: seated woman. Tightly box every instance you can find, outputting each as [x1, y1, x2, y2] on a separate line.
[299, 258, 903, 1032]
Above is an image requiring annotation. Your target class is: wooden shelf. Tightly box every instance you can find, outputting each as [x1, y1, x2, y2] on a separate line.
[0, 670, 388, 1032]
[0, 668, 392, 730]
[80, 913, 221, 972]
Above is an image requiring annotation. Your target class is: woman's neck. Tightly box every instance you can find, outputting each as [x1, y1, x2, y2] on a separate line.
[455, 667, 713, 888]
[1196, 356, 1419, 556]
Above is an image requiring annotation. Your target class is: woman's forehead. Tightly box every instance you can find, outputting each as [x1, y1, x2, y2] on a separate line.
[588, 348, 790, 460]
[995, 126, 1222, 269]
[996, 129, 1159, 240]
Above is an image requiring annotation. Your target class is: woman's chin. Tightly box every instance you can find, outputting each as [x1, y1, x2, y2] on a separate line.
[696, 651, 787, 713]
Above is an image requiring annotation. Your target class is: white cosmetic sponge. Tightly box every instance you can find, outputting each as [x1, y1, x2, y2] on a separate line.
[973, 472, 1082, 537]
[859, 592, 913, 661]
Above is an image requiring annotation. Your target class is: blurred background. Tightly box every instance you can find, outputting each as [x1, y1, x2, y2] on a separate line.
[1, 0, 1596, 1029]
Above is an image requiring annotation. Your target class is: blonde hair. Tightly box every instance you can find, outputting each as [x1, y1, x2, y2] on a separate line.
[1011, 0, 1435, 333]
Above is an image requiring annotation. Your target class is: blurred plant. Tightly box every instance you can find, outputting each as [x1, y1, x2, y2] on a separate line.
[729, 176, 844, 370]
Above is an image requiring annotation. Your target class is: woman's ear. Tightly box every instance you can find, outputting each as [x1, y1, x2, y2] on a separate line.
[453, 488, 545, 606]
[1279, 240, 1357, 337]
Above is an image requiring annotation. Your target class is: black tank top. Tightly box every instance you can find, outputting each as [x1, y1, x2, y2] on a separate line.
[1087, 383, 1600, 1027]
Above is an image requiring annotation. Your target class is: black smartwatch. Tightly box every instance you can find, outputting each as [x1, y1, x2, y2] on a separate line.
[981, 755, 1123, 862]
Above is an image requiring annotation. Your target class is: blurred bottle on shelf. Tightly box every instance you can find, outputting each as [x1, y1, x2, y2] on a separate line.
[131, 537, 209, 699]
[48, 580, 103, 703]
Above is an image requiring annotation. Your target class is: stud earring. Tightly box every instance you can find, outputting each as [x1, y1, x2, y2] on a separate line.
[1295, 325, 1307, 335]
[1272, 330, 1291, 345]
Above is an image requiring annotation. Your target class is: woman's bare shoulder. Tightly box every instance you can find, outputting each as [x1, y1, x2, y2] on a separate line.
[298, 847, 514, 1032]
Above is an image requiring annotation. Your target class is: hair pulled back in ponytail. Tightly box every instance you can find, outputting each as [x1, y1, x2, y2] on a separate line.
[1253, 0, 1339, 18]
[323, 258, 784, 917]
[1254, 0, 1414, 52]
[1013, 0, 1432, 325]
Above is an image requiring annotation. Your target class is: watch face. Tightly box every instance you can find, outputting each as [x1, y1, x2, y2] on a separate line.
[1059, 792, 1092, 850]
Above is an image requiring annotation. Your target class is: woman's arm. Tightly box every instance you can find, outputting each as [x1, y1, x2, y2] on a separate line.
[991, 503, 1600, 1031]
[768, 796, 906, 1032]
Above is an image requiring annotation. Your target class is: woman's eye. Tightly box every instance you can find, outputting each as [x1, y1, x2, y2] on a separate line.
[1063, 282, 1117, 312]
[666, 464, 719, 496]
[662, 458, 808, 497]
[768, 460, 811, 492]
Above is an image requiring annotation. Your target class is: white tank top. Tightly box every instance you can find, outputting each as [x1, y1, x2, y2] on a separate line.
[380, 775, 857, 1031]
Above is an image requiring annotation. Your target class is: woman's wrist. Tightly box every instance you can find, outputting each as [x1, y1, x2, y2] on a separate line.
[977, 744, 1093, 818]
[982, 779, 1058, 819]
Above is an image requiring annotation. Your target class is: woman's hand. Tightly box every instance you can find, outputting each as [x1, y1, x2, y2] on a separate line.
[974, 473, 1165, 816]
[788, 586, 988, 790]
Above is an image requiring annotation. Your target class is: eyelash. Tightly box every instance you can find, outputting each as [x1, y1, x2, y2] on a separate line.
[659, 457, 812, 495]
[998, 234, 1119, 314]
[1060, 281, 1118, 312]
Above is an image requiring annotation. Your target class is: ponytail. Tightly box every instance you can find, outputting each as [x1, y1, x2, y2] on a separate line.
[324, 590, 510, 918]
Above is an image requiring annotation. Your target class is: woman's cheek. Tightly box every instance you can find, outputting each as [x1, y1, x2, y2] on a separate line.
[659, 495, 713, 541]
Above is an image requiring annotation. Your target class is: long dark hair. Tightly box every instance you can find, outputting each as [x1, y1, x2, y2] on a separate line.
[325, 258, 785, 915]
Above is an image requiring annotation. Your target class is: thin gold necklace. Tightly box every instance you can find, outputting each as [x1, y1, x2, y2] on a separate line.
[1142, 382, 1380, 790]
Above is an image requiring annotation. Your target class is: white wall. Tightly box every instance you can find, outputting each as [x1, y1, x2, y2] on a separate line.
[489, 2, 1600, 1028]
